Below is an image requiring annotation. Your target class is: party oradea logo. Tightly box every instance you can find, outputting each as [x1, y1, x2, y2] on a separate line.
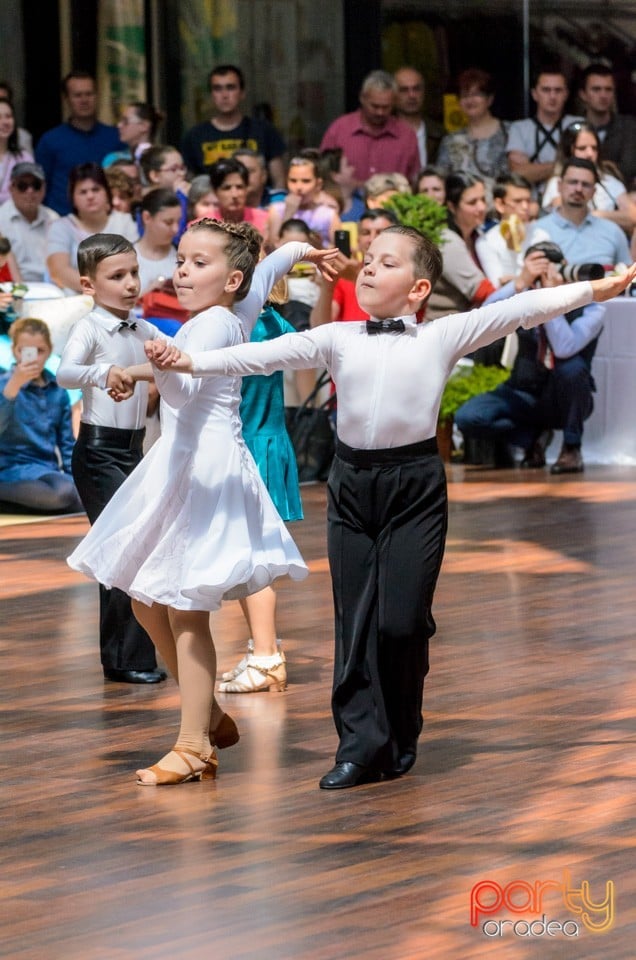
[470, 870, 614, 938]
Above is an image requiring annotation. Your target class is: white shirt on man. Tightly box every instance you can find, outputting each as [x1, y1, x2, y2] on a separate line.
[0, 198, 59, 281]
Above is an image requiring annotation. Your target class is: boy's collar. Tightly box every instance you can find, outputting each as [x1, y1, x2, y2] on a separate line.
[93, 304, 136, 331]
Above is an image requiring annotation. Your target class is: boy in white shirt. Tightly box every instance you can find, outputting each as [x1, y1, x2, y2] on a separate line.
[144, 227, 635, 787]
[57, 234, 167, 684]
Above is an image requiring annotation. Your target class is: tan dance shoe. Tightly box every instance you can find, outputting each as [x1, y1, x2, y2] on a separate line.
[210, 711, 240, 749]
[136, 747, 218, 785]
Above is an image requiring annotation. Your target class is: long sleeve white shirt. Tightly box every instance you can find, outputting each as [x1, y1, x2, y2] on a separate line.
[56, 306, 166, 429]
[189, 282, 595, 448]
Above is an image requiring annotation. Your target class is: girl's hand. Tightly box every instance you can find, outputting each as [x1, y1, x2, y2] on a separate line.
[303, 246, 341, 281]
[144, 339, 178, 365]
[590, 262, 636, 302]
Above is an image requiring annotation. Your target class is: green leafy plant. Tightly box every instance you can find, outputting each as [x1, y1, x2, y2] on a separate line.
[382, 192, 448, 246]
[439, 364, 510, 425]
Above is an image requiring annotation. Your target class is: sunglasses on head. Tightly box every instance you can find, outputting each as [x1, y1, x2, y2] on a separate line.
[15, 179, 43, 192]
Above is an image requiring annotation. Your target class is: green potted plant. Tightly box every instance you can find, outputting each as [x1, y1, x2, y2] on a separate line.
[437, 364, 510, 461]
[382, 192, 447, 246]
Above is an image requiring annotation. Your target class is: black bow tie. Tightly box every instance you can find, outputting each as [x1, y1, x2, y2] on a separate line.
[366, 318, 405, 335]
[118, 321, 137, 331]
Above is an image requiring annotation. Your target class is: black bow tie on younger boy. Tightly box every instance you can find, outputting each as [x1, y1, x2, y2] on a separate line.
[118, 320, 137, 332]
[366, 318, 405, 335]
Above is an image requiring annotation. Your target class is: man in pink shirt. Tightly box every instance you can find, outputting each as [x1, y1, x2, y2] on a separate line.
[320, 70, 420, 187]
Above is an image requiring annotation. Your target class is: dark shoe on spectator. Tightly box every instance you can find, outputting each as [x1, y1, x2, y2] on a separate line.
[493, 440, 515, 469]
[521, 429, 553, 468]
[104, 668, 167, 684]
[550, 444, 584, 475]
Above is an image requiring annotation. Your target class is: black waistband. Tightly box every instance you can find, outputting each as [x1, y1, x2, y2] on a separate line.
[78, 423, 146, 450]
[335, 437, 438, 467]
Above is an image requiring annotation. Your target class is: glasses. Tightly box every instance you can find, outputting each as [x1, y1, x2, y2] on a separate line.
[159, 164, 185, 173]
[14, 179, 43, 192]
[119, 117, 142, 125]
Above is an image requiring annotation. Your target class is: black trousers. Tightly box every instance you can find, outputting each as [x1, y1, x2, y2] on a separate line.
[327, 438, 448, 771]
[72, 424, 157, 673]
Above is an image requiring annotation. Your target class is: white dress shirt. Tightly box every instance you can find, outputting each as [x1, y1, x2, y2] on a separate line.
[190, 282, 594, 449]
[57, 306, 165, 429]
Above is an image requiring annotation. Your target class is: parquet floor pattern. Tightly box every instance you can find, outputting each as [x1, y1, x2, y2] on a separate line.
[1, 466, 634, 959]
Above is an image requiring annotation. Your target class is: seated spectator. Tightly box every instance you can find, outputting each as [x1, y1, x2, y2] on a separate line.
[105, 167, 137, 214]
[206, 157, 268, 237]
[139, 145, 190, 239]
[108, 157, 143, 205]
[181, 63, 286, 186]
[46, 162, 138, 294]
[319, 70, 420, 186]
[427, 173, 546, 328]
[0, 162, 59, 283]
[0, 80, 33, 154]
[186, 175, 216, 222]
[415, 166, 446, 204]
[436, 69, 509, 200]
[232, 147, 286, 208]
[0, 317, 83, 513]
[267, 152, 340, 249]
[476, 173, 533, 286]
[578, 63, 636, 191]
[35, 71, 122, 215]
[319, 148, 365, 222]
[363, 172, 411, 209]
[455, 245, 606, 475]
[540, 121, 636, 235]
[104, 102, 163, 167]
[525, 157, 631, 267]
[0, 97, 33, 204]
[506, 69, 581, 202]
[134, 189, 180, 295]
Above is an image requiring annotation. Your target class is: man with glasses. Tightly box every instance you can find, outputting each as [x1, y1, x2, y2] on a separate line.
[35, 72, 122, 216]
[181, 63, 286, 187]
[525, 157, 630, 266]
[0, 162, 58, 282]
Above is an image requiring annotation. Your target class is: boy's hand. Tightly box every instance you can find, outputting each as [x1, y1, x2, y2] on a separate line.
[590, 262, 636, 302]
[106, 366, 135, 401]
[303, 246, 341, 281]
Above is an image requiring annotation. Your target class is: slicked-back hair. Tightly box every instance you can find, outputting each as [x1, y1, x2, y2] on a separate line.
[380, 224, 443, 288]
[77, 233, 136, 278]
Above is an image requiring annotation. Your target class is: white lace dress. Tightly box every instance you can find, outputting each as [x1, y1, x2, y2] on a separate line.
[67, 305, 308, 610]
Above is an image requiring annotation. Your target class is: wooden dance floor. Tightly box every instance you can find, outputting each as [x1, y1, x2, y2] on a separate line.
[1, 466, 634, 960]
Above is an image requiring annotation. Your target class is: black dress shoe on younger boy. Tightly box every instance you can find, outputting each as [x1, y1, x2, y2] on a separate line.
[319, 761, 384, 790]
[103, 668, 167, 684]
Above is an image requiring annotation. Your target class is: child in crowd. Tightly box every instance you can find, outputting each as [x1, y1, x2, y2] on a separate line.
[139, 146, 189, 240]
[267, 153, 340, 250]
[68, 220, 338, 784]
[134, 188, 181, 295]
[146, 226, 636, 789]
[57, 234, 168, 685]
[0, 317, 82, 513]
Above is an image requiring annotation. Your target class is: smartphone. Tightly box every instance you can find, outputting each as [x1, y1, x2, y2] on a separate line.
[21, 346, 38, 363]
[334, 229, 351, 258]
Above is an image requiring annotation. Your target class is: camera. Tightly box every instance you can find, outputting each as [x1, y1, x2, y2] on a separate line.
[525, 241, 604, 282]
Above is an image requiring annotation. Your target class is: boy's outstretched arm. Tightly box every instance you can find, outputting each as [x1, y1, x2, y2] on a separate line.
[590, 262, 636, 301]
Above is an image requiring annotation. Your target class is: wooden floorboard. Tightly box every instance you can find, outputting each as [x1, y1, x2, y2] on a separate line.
[1, 466, 634, 959]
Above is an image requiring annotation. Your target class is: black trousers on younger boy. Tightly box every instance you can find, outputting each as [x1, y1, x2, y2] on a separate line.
[72, 424, 159, 677]
[327, 438, 447, 775]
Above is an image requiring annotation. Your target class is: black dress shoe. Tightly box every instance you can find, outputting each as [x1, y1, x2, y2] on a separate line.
[521, 429, 553, 468]
[103, 668, 167, 684]
[319, 761, 384, 790]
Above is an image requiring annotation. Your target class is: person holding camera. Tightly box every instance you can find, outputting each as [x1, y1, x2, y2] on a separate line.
[524, 157, 631, 267]
[454, 241, 606, 474]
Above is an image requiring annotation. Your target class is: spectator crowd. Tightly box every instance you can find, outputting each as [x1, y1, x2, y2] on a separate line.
[1, 59, 636, 512]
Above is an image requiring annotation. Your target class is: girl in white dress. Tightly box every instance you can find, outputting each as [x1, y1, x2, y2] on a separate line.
[68, 219, 337, 784]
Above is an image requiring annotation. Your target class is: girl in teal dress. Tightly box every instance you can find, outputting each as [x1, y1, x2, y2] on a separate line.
[219, 297, 303, 693]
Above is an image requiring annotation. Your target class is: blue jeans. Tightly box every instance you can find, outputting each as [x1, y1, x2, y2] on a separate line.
[0, 472, 83, 513]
